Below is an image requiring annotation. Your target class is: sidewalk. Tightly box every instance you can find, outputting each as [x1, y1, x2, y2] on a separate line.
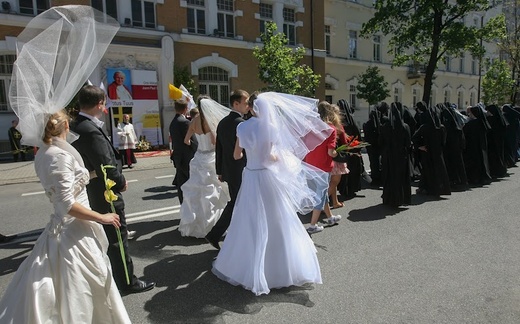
[0, 150, 173, 186]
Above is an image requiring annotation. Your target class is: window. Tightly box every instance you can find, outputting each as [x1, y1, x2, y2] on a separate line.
[470, 91, 476, 106]
[349, 85, 357, 109]
[259, 2, 273, 34]
[459, 55, 465, 73]
[283, 7, 296, 45]
[217, 0, 234, 38]
[444, 89, 451, 103]
[325, 25, 331, 55]
[91, 0, 118, 20]
[131, 0, 156, 28]
[457, 91, 464, 109]
[325, 95, 333, 104]
[393, 86, 402, 103]
[349, 31, 358, 59]
[412, 88, 419, 107]
[445, 55, 451, 71]
[373, 35, 381, 62]
[187, 0, 206, 34]
[19, 0, 48, 16]
[471, 56, 477, 75]
[0, 55, 15, 111]
[198, 66, 230, 107]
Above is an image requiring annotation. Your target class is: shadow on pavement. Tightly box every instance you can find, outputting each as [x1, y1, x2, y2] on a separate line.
[143, 186, 177, 201]
[141, 249, 316, 323]
[0, 229, 42, 276]
[347, 203, 408, 222]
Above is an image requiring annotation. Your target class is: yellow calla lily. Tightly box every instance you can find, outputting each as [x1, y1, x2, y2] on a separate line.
[104, 189, 118, 203]
[105, 179, 116, 190]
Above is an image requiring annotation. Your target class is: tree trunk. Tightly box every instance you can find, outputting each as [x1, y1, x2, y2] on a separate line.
[423, 10, 443, 107]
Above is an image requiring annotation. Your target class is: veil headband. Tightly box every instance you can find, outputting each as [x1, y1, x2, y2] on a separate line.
[9, 5, 120, 147]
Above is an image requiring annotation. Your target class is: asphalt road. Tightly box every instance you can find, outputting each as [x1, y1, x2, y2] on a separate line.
[0, 164, 519, 323]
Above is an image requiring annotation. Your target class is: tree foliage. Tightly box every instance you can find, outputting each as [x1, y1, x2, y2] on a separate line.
[498, 0, 520, 102]
[482, 58, 515, 105]
[253, 22, 320, 97]
[356, 66, 390, 106]
[361, 0, 506, 105]
[173, 65, 197, 98]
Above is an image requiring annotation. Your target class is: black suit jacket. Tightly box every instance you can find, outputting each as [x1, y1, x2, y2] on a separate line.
[71, 114, 126, 212]
[215, 111, 246, 185]
[169, 113, 198, 171]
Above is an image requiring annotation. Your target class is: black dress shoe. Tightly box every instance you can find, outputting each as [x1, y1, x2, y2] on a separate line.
[205, 236, 220, 250]
[121, 279, 155, 295]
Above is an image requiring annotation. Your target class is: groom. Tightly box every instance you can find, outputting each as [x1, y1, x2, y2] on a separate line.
[205, 89, 250, 249]
[71, 85, 155, 294]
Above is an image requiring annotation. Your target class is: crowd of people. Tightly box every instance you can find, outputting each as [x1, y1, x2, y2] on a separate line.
[362, 101, 520, 207]
[2, 5, 520, 322]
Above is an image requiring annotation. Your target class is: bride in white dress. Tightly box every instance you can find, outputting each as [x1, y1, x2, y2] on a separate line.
[0, 111, 131, 323]
[212, 92, 333, 295]
[0, 6, 128, 322]
[178, 96, 231, 238]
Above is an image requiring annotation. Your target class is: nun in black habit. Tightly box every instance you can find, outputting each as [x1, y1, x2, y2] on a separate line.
[440, 103, 468, 189]
[412, 105, 451, 196]
[379, 102, 411, 207]
[363, 109, 382, 186]
[486, 104, 508, 178]
[337, 99, 363, 198]
[463, 104, 492, 185]
[502, 104, 520, 167]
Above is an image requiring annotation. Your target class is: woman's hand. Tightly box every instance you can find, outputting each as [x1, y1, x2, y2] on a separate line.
[99, 213, 121, 228]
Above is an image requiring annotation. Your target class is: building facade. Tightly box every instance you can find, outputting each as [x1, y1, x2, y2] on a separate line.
[0, 0, 326, 152]
[324, 0, 501, 128]
[0, 0, 501, 151]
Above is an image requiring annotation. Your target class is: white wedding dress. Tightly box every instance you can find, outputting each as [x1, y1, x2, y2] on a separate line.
[212, 119, 322, 295]
[0, 144, 130, 323]
[178, 132, 230, 238]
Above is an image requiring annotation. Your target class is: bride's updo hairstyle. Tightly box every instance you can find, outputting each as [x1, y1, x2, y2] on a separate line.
[43, 110, 69, 144]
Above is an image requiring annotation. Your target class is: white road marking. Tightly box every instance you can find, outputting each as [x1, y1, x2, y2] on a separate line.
[127, 179, 138, 183]
[127, 206, 180, 223]
[21, 191, 45, 196]
[154, 175, 174, 179]
[127, 207, 180, 224]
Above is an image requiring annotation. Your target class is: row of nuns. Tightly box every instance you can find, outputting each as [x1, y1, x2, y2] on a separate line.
[362, 100, 520, 207]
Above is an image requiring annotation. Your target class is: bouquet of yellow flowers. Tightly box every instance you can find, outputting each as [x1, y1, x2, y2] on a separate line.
[100, 164, 130, 285]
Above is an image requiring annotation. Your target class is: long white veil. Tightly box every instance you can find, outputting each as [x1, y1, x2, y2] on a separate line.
[9, 5, 120, 147]
[248, 92, 333, 214]
[199, 98, 231, 134]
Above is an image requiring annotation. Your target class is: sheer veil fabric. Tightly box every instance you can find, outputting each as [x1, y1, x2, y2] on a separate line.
[9, 5, 119, 147]
[249, 92, 333, 214]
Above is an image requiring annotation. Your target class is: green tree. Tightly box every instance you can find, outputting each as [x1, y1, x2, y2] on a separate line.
[253, 22, 320, 97]
[361, 0, 506, 105]
[356, 66, 390, 108]
[173, 65, 197, 98]
[499, 0, 520, 102]
[482, 58, 515, 105]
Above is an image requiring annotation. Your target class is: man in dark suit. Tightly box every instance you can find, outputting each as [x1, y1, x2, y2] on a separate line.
[169, 99, 198, 204]
[71, 85, 155, 295]
[205, 89, 250, 249]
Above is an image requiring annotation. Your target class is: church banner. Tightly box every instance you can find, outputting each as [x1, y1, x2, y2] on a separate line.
[106, 68, 163, 148]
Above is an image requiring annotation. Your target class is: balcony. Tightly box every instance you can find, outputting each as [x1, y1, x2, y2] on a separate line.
[407, 62, 426, 79]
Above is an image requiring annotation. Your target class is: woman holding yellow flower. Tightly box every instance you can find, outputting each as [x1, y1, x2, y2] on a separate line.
[0, 110, 130, 323]
[0, 6, 130, 323]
